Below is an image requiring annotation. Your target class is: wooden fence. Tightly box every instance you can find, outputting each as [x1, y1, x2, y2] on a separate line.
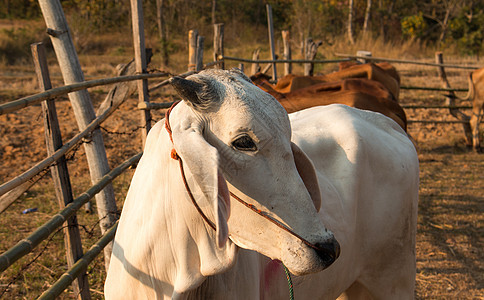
[0, 2, 481, 299]
[0, 0, 210, 299]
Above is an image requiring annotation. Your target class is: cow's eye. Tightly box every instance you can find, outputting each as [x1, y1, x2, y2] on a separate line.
[231, 135, 257, 151]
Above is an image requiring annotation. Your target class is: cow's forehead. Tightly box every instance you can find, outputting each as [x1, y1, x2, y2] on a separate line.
[191, 69, 291, 137]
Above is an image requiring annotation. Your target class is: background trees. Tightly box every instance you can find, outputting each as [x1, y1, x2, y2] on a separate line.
[1, 0, 483, 58]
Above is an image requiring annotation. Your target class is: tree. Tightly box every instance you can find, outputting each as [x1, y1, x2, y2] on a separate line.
[156, 0, 169, 66]
[363, 0, 372, 35]
[348, 0, 355, 44]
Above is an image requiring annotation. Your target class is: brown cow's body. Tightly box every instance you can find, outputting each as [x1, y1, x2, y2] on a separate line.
[253, 77, 407, 131]
[269, 63, 400, 101]
[338, 61, 401, 85]
[465, 67, 484, 151]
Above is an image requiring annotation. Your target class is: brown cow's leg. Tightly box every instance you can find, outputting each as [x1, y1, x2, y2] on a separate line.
[470, 102, 483, 152]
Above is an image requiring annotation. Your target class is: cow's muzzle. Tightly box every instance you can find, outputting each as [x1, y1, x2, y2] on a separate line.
[315, 237, 341, 268]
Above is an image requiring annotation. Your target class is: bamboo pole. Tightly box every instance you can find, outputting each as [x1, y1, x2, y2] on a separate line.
[0, 72, 169, 116]
[37, 3, 118, 251]
[251, 48, 261, 75]
[282, 30, 292, 76]
[38, 222, 118, 300]
[188, 30, 198, 72]
[130, 0, 152, 147]
[402, 105, 472, 109]
[219, 55, 351, 65]
[31, 42, 90, 300]
[0, 153, 142, 273]
[304, 38, 322, 76]
[196, 35, 205, 71]
[261, 62, 273, 75]
[408, 120, 469, 124]
[266, 4, 277, 81]
[213, 24, 224, 69]
[335, 53, 480, 69]
[435, 52, 472, 145]
[401, 86, 467, 92]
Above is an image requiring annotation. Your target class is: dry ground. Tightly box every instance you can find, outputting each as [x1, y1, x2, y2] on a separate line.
[0, 56, 482, 299]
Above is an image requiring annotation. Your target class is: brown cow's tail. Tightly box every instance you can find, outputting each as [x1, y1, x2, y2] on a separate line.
[461, 72, 475, 102]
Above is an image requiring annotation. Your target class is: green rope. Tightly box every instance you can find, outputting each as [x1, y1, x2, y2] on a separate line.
[282, 264, 294, 300]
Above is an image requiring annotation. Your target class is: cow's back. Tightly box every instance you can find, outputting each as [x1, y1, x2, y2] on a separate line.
[288, 104, 419, 299]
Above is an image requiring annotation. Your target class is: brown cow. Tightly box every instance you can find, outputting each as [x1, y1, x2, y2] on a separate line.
[463, 67, 484, 151]
[338, 61, 401, 85]
[251, 74, 407, 132]
[268, 63, 400, 101]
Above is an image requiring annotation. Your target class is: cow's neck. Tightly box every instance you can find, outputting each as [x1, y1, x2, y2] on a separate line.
[161, 111, 239, 296]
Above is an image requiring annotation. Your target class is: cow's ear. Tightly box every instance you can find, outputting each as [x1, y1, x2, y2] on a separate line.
[172, 119, 230, 248]
[291, 142, 321, 212]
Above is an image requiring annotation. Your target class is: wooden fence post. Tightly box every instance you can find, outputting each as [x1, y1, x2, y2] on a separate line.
[266, 4, 277, 81]
[282, 30, 292, 76]
[435, 52, 472, 145]
[196, 35, 205, 71]
[356, 50, 372, 63]
[304, 38, 322, 76]
[251, 48, 261, 75]
[31, 42, 90, 300]
[213, 24, 224, 69]
[130, 0, 152, 146]
[188, 29, 198, 71]
[38, 0, 118, 271]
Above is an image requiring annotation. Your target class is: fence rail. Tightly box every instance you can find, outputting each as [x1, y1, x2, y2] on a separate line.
[335, 53, 481, 70]
[0, 152, 141, 273]
[402, 105, 472, 109]
[0, 97, 122, 199]
[38, 221, 119, 300]
[0, 72, 170, 116]
[401, 86, 468, 92]
[220, 55, 352, 65]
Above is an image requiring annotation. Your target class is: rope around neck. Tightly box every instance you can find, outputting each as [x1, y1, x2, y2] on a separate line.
[283, 264, 294, 300]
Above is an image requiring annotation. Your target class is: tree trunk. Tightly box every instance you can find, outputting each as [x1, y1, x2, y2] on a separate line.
[156, 0, 169, 66]
[363, 0, 372, 35]
[438, 4, 452, 46]
[212, 0, 216, 24]
[348, 0, 355, 44]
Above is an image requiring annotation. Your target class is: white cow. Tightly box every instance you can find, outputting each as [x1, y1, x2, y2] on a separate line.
[104, 68, 419, 299]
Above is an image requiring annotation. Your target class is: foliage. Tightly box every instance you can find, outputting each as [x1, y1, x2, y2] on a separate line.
[288, 0, 346, 47]
[447, 3, 484, 56]
[0, 0, 41, 19]
[1, 0, 484, 57]
[0, 26, 44, 65]
[62, 0, 131, 34]
[401, 12, 428, 39]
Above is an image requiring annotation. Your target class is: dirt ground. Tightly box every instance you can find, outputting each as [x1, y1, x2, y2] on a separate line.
[0, 60, 482, 298]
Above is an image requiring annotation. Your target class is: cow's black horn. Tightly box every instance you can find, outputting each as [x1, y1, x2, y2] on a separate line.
[169, 76, 204, 106]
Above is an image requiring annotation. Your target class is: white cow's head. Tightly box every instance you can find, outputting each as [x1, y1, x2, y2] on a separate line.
[168, 68, 339, 276]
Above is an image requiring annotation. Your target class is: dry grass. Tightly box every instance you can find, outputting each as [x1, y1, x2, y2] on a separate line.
[0, 22, 483, 298]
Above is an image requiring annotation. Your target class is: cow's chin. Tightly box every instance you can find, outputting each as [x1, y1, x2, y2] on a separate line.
[228, 236, 336, 276]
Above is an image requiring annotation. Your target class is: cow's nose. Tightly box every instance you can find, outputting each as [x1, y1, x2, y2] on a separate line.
[314, 237, 340, 267]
